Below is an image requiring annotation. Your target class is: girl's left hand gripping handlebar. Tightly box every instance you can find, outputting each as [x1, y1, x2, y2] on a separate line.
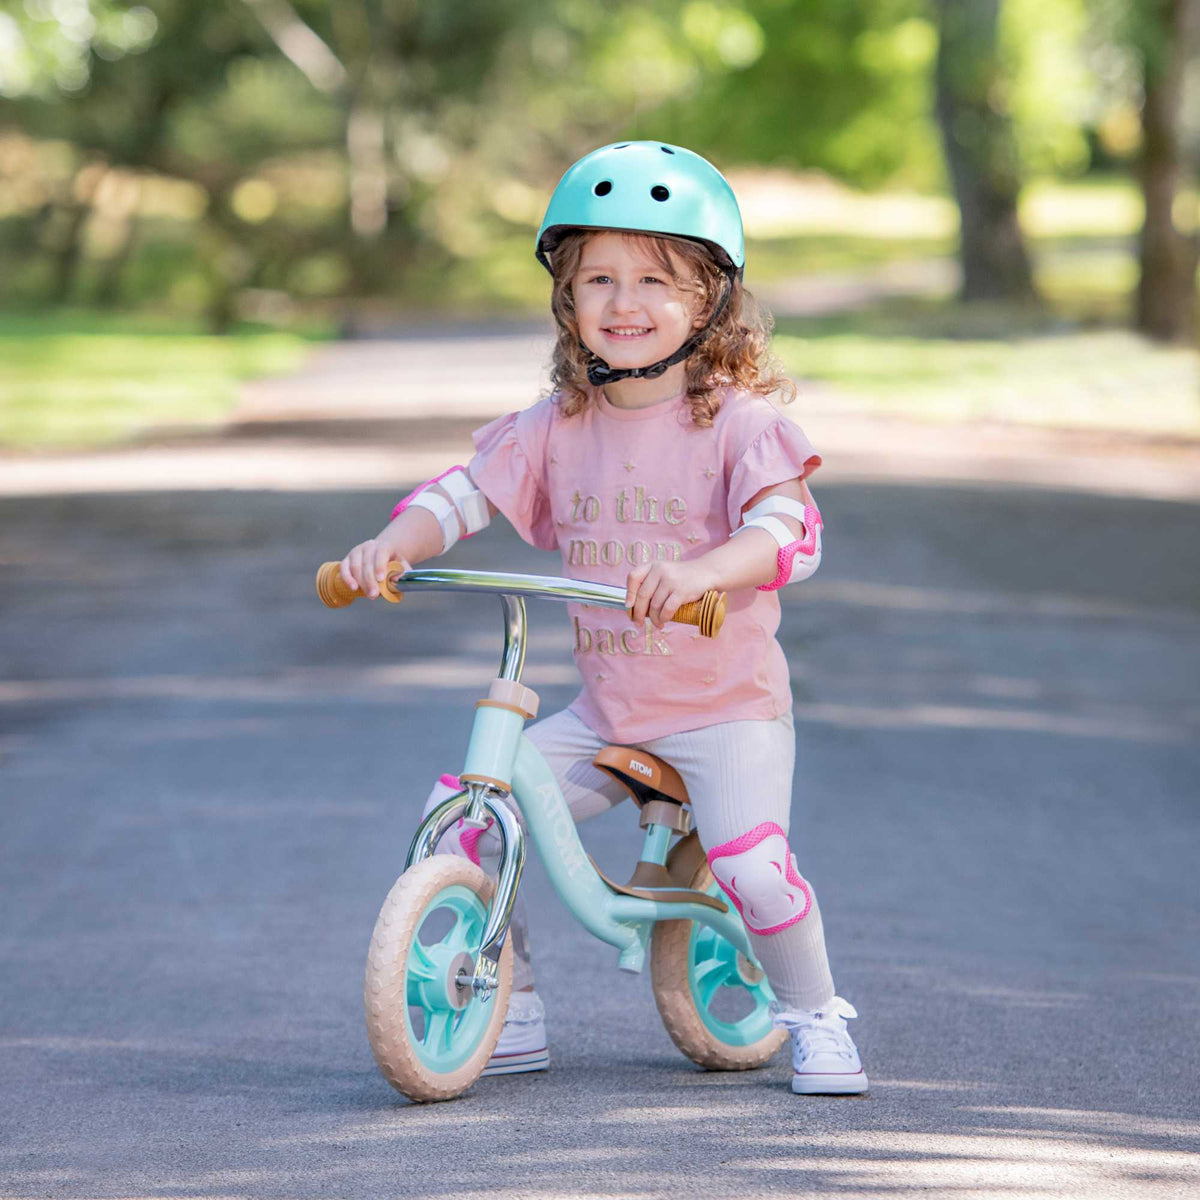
[314, 561, 728, 638]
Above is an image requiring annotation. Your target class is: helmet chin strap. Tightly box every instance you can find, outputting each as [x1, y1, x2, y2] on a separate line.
[581, 274, 734, 389]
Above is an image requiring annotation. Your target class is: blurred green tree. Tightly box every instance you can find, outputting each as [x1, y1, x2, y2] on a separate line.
[639, 0, 944, 187]
[1125, 0, 1198, 342]
[932, 0, 1037, 301]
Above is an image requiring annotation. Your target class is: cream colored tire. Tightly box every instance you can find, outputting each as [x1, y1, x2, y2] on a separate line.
[650, 859, 787, 1070]
[364, 856, 513, 1102]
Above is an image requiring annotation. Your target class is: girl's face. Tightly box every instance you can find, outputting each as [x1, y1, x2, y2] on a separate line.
[571, 232, 705, 373]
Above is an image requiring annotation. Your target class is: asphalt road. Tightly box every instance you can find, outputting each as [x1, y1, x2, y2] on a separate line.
[2, 461, 1198, 1199]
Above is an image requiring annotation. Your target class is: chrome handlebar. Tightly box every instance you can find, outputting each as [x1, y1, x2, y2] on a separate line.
[384, 567, 628, 610]
[385, 567, 627, 685]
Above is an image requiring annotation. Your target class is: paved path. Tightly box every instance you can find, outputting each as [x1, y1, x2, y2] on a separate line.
[2, 332, 1199, 1198]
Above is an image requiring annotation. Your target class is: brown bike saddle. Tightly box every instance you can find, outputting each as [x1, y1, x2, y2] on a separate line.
[588, 746, 726, 912]
[592, 746, 690, 807]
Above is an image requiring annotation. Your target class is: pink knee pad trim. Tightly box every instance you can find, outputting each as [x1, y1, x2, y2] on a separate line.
[436, 772, 491, 865]
[707, 821, 813, 935]
[456, 817, 494, 866]
[757, 506, 823, 593]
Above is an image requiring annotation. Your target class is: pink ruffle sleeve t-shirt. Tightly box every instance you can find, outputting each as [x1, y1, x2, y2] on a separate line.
[467, 385, 821, 744]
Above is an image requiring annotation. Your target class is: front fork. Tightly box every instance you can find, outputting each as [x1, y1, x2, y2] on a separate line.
[406, 782, 526, 1004]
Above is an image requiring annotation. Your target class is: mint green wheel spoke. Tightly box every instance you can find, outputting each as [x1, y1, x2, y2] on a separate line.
[422, 1010, 454, 1054]
[693, 957, 732, 1009]
[404, 883, 497, 1074]
[408, 941, 437, 981]
[449, 908, 482, 947]
[686, 881, 776, 1048]
[406, 941, 439, 1005]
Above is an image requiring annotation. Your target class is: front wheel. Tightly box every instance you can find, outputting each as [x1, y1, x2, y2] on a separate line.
[364, 856, 513, 1102]
[650, 858, 786, 1070]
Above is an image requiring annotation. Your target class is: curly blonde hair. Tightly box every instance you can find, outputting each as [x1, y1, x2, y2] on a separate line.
[544, 230, 795, 427]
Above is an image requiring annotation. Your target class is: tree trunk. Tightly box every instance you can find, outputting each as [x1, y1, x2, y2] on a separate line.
[933, 0, 1037, 303]
[47, 165, 106, 304]
[94, 215, 141, 308]
[1135, 0, 1199, 343]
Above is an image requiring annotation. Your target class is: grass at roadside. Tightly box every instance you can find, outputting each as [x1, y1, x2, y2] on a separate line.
[0, 311, 327, 449]
[773, 299, 1200, 439]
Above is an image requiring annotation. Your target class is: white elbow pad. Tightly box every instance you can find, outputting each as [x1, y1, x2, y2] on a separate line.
[731, 496, 822, 591]
[392, 466, 490, 553]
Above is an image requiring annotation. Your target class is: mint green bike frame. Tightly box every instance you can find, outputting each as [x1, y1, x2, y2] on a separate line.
[397, 568, 760, 1003]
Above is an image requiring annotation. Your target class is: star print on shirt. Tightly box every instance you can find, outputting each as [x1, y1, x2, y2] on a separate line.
[686, 532, 701, 544]
[623, 461, 636, 472]
[703, 467, 716, 479]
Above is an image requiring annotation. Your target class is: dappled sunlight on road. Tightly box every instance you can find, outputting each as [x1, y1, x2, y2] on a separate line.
[736, 1120, 1200, 1197]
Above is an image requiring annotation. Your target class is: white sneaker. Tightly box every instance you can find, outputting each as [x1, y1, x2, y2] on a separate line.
[773, 996, 868, 1095]
[481, 990, 549, 1076]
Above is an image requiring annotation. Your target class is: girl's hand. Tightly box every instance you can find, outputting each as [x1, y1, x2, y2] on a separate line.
[626, 559, 716, 629]
[339, 534, 412, 599]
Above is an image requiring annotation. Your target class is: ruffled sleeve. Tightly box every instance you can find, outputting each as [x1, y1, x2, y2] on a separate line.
[468, 404, 558, 551]
[726, 417, 822, 529]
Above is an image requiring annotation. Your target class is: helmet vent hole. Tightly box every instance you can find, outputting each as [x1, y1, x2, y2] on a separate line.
[650, 185, 670, 202]
[614, 144, 630, 150]
[660, 146, 675, 154]
[593, 180, 613, 196]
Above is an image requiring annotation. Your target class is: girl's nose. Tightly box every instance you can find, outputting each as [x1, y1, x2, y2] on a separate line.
[609, 283, 641, 314]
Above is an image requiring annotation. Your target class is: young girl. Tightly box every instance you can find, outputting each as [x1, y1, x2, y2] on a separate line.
[339, 141, 867, 1095]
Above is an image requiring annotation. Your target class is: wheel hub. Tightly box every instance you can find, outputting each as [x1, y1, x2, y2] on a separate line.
[445, 951, 476, 1010]
[734, 951, 764, 986]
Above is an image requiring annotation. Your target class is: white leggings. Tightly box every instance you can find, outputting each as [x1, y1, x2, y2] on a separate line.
[423, 706, 836, 1011]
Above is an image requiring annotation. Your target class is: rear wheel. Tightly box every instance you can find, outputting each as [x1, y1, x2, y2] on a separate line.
[364, 856, 512, 1102]
[650, 859, 786, 1070]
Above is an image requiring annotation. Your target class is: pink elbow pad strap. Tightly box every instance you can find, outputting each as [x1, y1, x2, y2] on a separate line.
[391, 466, 490, 553]
[392, 465, 469, 522]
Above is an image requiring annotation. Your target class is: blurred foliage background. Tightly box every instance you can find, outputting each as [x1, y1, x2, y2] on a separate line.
[0, 0, 1197, 446]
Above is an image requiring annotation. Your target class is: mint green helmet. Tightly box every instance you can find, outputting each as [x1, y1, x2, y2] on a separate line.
[535, 140, 745, 277]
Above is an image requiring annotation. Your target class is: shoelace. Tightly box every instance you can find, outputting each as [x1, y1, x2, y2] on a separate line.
[773, 998, 858, 1058]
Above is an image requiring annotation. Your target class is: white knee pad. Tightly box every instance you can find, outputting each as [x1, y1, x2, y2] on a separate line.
[707, 821, 812, 935]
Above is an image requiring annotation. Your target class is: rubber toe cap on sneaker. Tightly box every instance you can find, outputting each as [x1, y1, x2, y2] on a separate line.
[791, 1066, 869, 1095]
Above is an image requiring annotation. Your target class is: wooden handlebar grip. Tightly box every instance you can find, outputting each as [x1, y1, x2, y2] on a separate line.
[671, 590, 727, 638]
[316, 561, 404, 608]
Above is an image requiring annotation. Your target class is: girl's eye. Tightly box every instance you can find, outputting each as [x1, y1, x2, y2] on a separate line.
[582, 274, 665, 284]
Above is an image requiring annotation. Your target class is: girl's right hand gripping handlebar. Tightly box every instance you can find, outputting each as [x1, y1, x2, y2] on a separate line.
[315, 561, 727, 638]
